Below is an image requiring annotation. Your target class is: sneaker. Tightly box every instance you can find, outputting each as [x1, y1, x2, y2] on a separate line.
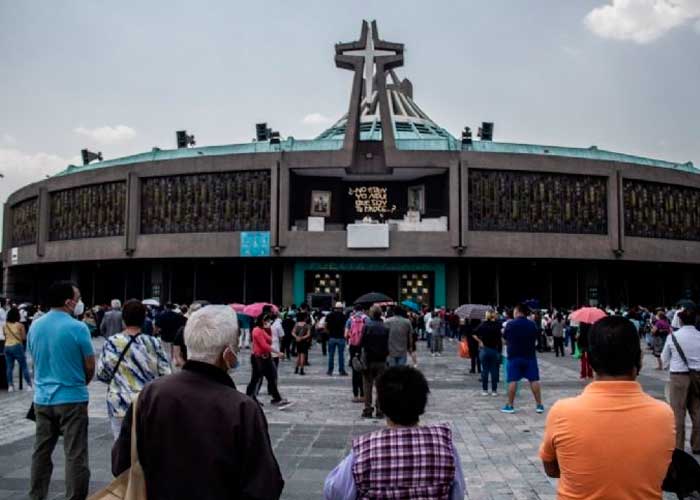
[25, 385, 33, 392]
[500, 404, 515, 414]
[375, 411, 385, 419]
[490, 391, 498, 396]
[536, 404, 545, 414]
[339, 372, 349, 376]
[7, 386, 14, 393]
[276, 400, 295, 410]
[361, 410, 374, 419]
[481, 391, 489, 396]
[326, 372, 333, 376]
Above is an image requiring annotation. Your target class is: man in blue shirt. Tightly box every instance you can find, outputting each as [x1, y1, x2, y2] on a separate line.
[501, 303, 544, 414]
[28, 281, 95, 500]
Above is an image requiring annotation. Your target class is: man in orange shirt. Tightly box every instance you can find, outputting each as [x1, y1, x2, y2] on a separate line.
[540, 316, 675, 499]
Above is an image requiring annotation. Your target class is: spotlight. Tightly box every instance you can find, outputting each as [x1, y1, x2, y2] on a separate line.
[81, 149, 103, 165]
[255, 123, 272, 142]
[478, 122, 494, 141]
[461, 127, 472, 145]
[176, 130, 196, 149]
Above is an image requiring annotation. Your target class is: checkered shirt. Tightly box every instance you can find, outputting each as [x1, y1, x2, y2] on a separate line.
[351, 423, 456, 500]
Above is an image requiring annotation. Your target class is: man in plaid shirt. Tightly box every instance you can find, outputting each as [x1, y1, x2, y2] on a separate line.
[324, 366, 465, 500]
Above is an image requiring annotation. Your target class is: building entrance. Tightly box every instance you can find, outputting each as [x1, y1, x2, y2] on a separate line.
[342, 271, 398, 305]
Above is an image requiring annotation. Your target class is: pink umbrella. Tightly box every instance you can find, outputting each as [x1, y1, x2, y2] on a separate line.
[243, 302, 279, 318]
[570, 307, 607, 325]
[230, 303, 246, 313]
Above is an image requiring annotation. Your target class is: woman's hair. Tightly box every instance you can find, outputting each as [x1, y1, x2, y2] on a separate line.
[376, 366, 430, 426]
[122, 299, 146, 328]
[6, 307, 20, 324]
[254, 314, 273, 328]
[484, 311, 497, 321]
[369, 305, 382, 320]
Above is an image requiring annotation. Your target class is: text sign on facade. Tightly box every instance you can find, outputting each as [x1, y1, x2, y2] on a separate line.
[11, 247, 18, 265]
[348, 186, 397, 215]
[240, 231, 270, 257]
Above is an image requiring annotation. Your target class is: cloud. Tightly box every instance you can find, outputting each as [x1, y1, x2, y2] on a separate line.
[74, 125, 136, 144]
[2, 134, 17, 145]
[0, 147, 78, 239]
[585, 0, 700, 43]
[302, 113, 333, 126]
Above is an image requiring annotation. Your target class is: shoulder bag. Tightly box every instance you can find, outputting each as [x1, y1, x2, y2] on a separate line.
[88, 395, 147, 499]
[109, 334, 140, 385]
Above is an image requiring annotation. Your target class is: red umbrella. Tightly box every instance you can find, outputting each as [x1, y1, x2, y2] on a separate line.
[243, 302, 279, 318]
[230, 303, 246, 313]
[570, 307, 607, 324]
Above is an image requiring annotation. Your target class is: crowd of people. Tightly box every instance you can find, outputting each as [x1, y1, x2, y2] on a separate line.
[1, 281, 699, 499]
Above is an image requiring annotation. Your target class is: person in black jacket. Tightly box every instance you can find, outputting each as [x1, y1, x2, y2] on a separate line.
[360, 305, 389, 419]
[474, 311, 503, 395]
[112, 305, 284, 499]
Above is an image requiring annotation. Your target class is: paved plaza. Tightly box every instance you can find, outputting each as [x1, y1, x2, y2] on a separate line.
[0, 338, 681, 499]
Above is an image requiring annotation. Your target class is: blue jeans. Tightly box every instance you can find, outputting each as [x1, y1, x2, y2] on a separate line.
[327, 338, 347, 374]
[5, 343, 32, 388]
[479, 347, 501, 392]
[5, 344, 32, 386]
[388, 355, 407, 367]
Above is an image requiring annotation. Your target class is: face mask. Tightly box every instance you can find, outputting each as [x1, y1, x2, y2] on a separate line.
[73, 300, 85, 317]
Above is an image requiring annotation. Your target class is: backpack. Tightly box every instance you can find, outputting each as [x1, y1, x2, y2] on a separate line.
[348, 314, 365, 346]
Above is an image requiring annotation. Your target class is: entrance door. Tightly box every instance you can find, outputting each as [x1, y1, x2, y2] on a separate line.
[342, 271, 398, 305]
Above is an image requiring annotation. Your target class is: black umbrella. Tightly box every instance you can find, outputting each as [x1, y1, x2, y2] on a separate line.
[676, 299, 697, 309]
[354, 292, 393, 305]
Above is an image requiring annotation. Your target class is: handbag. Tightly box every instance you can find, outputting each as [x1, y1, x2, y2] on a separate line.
[88, 395, 147, 499]
[662, 448, 700, 499]
[351, 351, 367, 372]
[458, 339, 470, 359]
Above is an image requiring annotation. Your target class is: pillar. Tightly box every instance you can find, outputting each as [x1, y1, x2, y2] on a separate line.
[282, 262, 294, 306]
[446, 262, 459, 308]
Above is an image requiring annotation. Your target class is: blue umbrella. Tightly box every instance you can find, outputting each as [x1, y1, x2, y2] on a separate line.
[401, 300, 420, 312]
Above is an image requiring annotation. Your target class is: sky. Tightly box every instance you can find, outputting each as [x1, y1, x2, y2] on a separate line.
[1, 0, 699, 226]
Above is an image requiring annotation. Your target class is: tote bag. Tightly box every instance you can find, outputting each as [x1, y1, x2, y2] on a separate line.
[88, 395, 147, 500]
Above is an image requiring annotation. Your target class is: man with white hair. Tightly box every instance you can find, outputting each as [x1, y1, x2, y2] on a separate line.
[100, 299, 123, 338]
[112, 305, 284, 499]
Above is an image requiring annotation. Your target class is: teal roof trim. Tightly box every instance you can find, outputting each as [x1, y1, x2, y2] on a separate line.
[54, 139, 344, 176]
[53, 137, 697, 177]
[397, 139, 698, 174]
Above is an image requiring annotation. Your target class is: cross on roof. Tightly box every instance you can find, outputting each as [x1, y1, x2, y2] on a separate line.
[336, 21, 403, 101]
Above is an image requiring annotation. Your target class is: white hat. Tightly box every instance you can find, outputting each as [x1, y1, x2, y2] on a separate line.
[335, 302, 344, 309]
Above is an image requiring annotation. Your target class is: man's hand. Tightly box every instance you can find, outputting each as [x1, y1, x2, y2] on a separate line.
[542, 459, 560, 478]
[84, 355, 96, 384]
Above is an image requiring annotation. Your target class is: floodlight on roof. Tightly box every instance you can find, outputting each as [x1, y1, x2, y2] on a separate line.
[461, 127, 472, 145]
[176, 130, 196, 149]
[478, 122, 494, 141]
[81, 149, 103, 165]
[255, 123, 271, 142]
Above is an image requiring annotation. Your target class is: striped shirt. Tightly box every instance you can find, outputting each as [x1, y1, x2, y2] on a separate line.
[97, 332, 172, 417]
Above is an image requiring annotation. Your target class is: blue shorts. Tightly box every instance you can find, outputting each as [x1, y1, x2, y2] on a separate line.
[507, 357, 540, 382]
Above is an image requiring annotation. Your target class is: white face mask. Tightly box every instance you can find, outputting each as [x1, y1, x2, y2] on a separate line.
[73, 300, 85, 317]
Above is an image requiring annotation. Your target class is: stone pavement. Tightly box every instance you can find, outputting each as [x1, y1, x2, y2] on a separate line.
[0, 337, 686, 499]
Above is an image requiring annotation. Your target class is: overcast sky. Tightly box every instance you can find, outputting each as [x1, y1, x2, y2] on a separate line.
[1, 0, 699, 224]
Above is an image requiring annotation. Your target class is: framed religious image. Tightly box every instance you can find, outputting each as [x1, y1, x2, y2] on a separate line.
[310, 190, 332, 217]
[407, 185, 425, 214]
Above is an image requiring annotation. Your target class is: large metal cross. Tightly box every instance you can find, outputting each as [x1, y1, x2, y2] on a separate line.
[335, 20, 404, 100]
